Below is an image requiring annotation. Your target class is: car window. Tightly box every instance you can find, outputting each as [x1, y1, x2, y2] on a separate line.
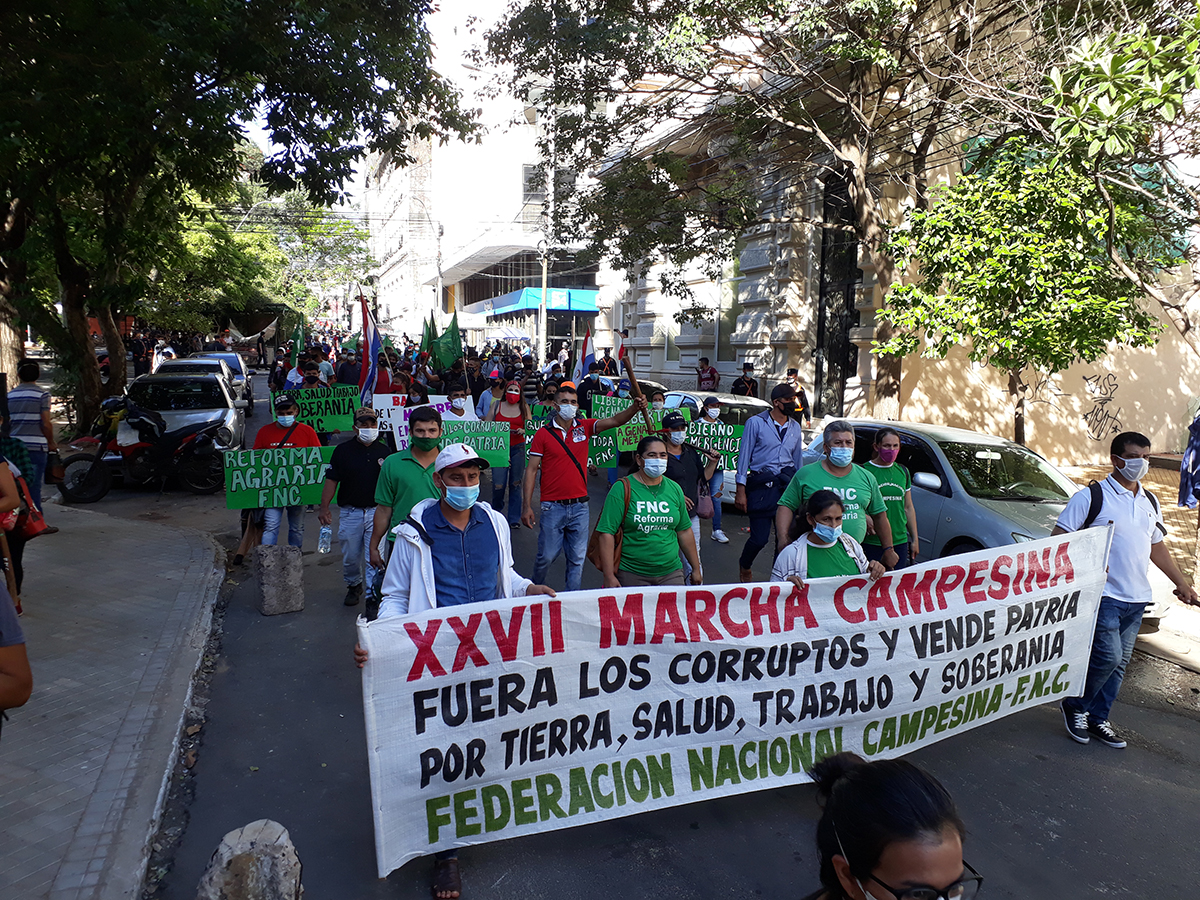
[939, 441, 1074, 501]
[129, 380, 228, 411]
[160, 362, 220, 375]
[722, 402, 765, 426]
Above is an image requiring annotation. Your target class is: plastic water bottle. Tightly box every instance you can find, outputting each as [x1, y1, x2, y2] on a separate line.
[318, 524, 333, 554]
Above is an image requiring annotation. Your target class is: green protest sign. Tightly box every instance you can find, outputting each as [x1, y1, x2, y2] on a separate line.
[686, 419, 744, 469]
[223, 446, 336, 510]
[592, 394, 690, 450]
[442, 420, 512, 467]
[589, 432, 618, 468]
[523, 404, 555, 448]
[271, 385, 360, 432]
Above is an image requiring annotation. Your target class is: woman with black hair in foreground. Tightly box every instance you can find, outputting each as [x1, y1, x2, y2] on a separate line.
[803, 752, 983, 900]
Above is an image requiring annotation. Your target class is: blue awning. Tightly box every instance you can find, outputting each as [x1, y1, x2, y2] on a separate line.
[463, 288, 599, 318]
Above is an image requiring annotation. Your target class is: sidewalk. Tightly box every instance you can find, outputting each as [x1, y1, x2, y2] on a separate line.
[0, 505, 223, 900]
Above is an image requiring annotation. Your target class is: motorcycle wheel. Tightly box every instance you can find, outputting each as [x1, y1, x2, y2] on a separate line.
[58, 453, 113, 503]
[180, 455, 225, 494]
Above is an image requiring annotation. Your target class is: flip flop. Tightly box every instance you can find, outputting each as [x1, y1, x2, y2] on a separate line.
[431, 857, 462, 899]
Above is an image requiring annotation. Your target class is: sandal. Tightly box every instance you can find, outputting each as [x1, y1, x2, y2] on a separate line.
[431, 856, 462, 899]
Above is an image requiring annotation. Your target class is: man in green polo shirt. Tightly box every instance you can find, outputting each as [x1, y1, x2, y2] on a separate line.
[775, 420, 899, 568]
[370, 406, 443, 582]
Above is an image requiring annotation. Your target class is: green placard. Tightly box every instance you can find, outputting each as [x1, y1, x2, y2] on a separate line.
[523, 404, 555, 447]
[589, 432, 618, 468]
[591, 394, 690, 450]
[442, 420, 512, 467]
[223, 446, 336, 510]
[270, 385, 360, 432]
[686, 419, 744, 469]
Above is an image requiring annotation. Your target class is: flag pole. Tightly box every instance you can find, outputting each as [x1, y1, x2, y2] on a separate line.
[620, 354, 656, 432]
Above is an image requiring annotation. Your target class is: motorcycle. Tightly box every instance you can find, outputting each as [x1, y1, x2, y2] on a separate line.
[59, 396, 225, 503]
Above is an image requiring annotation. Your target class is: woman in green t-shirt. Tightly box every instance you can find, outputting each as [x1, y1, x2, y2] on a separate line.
[862, 428, 919, 568]
[772, 490, 884, 587]
[596, 435, 702, 588]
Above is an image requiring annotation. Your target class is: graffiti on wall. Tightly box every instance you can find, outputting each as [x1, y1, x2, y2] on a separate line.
[1082, 374, 1122, 441]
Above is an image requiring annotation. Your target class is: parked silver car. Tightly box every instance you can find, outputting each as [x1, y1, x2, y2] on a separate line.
[126, 373, 246, 451]
[190, 351, 255, 415]
[807, 419, 1171, 619]
[157, 357, 237, 398]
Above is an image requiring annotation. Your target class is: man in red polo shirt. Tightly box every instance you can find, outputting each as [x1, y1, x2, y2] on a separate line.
[521, 381, 645, 591]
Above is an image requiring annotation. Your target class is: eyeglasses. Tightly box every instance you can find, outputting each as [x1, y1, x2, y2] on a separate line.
[867, 861, 983, 900]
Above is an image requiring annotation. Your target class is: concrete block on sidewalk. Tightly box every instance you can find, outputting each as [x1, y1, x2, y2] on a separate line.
[195, 818, 303, 900]
[253, 546, 304, 616]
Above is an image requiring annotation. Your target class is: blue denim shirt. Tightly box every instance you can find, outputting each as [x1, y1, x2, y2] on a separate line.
[735, 409, 806, 485]
[421, 502, 501, 607]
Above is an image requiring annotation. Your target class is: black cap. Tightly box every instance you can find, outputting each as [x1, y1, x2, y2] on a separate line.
[770, 383, 796, 402]
[662, 411, 687, 429]
[274, 394, 299, 411]
[742, 362, 753, 371]
[787, 367, 798, 376]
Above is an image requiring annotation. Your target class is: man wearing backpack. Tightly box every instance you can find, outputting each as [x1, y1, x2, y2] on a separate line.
[1053, 430, 1198, 748]
[521, 381, 646, 591]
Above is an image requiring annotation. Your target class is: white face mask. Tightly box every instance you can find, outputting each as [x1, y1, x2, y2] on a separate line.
[559, 403, 578, 420]
[652, 401, 664, 411]
[451, 397, 467, 411]
[357, 427, 379, 442]
[642, 458, 667, 477]
[1116, 455, 1149, 481]
[705, 408, 720, 419]
[670, 430, 686, 444]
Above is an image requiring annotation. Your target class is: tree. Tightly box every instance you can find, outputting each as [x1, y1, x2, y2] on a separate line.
[1, 0, 471, 423]
[484, 0, 1021, 413]
[876, 141, 1166, 443]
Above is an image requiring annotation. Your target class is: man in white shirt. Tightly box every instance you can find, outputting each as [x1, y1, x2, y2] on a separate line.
[1052, 431, 1198, 748]
[444, 382, 479, 421]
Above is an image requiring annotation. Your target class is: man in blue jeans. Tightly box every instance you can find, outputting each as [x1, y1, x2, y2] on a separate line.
[1053, 431, 1199, 747]
[8, 359, 59, 519]
[318, 408, 392, 607]
[521, 381, 646, 591]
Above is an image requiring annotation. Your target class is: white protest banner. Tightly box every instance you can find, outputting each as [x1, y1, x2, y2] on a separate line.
[376, 395, 451, 450]
[357, 529, 1109, 875]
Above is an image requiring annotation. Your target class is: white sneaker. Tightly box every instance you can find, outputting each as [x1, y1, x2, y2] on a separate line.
[711, 529, 729, 543]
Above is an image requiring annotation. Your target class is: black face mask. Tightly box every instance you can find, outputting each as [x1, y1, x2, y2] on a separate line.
[304, 374, 319, 383]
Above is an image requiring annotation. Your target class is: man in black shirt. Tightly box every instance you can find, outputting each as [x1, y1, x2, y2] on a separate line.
[319, 408, 393, 606]
[577, 362, 603, 415]
[731, 362, 759, 398]
[335, 351, 362, 387]
[597, 347, 619, 376]
[662, 411, 720, 582]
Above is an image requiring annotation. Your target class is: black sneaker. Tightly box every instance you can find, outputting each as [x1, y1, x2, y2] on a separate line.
[1087, 719, 1127, 748]
[344, 584, 363, 607]
[1062, 702, 1090, 744]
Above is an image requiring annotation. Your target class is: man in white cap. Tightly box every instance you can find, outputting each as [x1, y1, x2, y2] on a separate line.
[355, 442, 555, 899]
[375, 442, 556, 617]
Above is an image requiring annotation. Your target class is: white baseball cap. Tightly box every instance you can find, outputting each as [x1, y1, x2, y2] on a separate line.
[433, 442, 490, 473]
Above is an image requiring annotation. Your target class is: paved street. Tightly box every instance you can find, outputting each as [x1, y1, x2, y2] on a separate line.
[149, 444, 1200, 899]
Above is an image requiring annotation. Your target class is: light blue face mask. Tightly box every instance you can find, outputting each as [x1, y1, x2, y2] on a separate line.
[276, 414, 296, 427]
[812, 522, 842, 543]
[829, 447, 854, 467]
[642, 458, 668, 478]
[444, 485, 479, 510]
[618, 389, 630, 399]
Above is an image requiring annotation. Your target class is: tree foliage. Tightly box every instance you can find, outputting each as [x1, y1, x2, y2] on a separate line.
[879, 141, 1164, 365]
[1, 0, 470, 422]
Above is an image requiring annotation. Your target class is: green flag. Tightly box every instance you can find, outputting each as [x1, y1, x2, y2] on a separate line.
[289, 322, 304, 368]
[419, 316, 431, 352]
[431, 312, 462, 371]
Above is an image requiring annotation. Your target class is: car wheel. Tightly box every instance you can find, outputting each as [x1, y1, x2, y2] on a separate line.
[939, 539, 984, 559]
